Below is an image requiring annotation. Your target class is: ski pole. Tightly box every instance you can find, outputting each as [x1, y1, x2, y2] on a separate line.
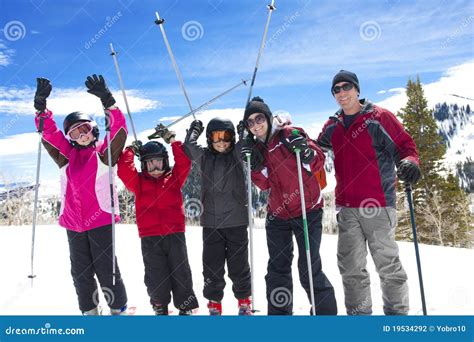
[292, 129, 316, 315]
[154, 11, 195, 119]
[245, 0, 276, 105]
[405, 183, 427, 315]
[109, 43, 138, 141]
[104, 109, 117, 286]
[243, 0, 276, 313]
[148, 79, 248, 139]
[28, 116, 44, 285]
[245, 154, 256, 312]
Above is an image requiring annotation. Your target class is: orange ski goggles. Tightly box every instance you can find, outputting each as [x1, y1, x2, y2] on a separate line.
[210, 130, 234, 143]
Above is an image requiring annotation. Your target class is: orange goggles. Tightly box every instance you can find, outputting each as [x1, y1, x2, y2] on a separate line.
[210, 130, 234, 143]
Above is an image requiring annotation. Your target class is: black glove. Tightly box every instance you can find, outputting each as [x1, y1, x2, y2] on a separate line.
[34, 78, 52, 113]
[241, 136, 264, 171]
[85, 74, 116, 108]
[185, 120, 204, 143]
[237, 120, 247, 141]
[285, 134, 315, 163]
[397, 159, 421, 184]
[129, 140, 143, 157]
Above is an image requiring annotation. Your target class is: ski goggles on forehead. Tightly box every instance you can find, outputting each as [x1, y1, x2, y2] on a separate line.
[145, 158, 164, 172]
[332, 82, 354, 94]
[67, 122, 93, 141]
[210, 130, 234, 143]
[245, 113, 266, 129]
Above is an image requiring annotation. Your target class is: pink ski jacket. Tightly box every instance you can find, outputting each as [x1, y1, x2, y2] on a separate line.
[34, 108, 127, 232]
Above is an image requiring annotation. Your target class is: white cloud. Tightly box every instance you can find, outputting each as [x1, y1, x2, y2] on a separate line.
[388, 88, 405, 93]
[377, 90, 386, 95]
[0, 86, 160, 116]
[159, 116, 182, 122]
[0, 132, 39, 155]
[376, 61, 474, 114]
[0, 40, 14, 67]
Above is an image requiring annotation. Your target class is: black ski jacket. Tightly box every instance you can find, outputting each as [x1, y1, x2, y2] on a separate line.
[184, 137, 248, 229]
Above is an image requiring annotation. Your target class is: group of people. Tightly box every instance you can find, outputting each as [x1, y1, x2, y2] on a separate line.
[33, 69, 421, 316]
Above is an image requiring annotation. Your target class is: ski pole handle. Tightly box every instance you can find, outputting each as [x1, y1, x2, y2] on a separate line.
[292, 129, 301, 153]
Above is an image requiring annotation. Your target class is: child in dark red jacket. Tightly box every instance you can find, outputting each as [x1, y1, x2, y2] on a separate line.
[117, 127, 198, 315]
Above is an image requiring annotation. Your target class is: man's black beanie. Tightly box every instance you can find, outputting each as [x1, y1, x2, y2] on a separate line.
[331, 70, 360, 94]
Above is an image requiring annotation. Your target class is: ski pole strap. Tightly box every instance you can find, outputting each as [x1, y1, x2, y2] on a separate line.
[105, 110, 111, 132]
[38, 116, 45, 133]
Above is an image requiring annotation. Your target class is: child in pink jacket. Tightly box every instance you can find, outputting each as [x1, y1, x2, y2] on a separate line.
[33, 76, 128, 315]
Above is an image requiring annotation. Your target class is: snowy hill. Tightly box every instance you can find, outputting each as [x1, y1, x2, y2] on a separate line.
[1, 224, 472, 315]
[434, 102, 474, 191]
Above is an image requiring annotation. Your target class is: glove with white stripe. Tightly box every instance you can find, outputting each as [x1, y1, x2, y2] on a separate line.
[285, 134, 315, 163]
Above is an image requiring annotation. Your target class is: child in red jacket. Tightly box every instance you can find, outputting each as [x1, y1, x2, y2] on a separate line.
[117, 127, 198, 315]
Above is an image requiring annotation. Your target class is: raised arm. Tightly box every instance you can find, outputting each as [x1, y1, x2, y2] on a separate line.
[183, 119, 205, 167]
[171, 141, 192, 188]
[33, 77, 72, 167]
[97, 106, 128, 166]
[83, 74, 128, 166]
[117, 146, 140, 193]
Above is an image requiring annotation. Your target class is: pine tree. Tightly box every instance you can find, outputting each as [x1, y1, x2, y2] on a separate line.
[398, 77, 446, 205]
[396, 77, 472, 247]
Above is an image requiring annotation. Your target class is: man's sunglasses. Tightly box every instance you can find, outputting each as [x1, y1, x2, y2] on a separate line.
[332, 83, 354, 94]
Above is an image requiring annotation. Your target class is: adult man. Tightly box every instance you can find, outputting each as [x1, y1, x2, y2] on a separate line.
[317, 70, 421, 315]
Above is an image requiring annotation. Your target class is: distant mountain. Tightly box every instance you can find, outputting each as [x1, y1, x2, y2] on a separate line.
[433, 102, 473, 192]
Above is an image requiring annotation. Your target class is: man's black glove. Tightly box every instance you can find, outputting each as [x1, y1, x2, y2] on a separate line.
[398, 159, 421, 184]
[185, 120, 204, 143]
[241, 136, 264, 171]
[129, 140, 143, 157]
[85, 74, 116, 108]
[34, 78, 52, 113]
[285, 134, 315, 163]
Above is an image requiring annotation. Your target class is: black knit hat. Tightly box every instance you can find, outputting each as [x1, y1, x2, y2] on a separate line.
[331, 70, 360, 95]
[243, 96, 272, 123]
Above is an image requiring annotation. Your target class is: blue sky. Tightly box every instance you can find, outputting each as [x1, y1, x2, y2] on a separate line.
[0, 0, 473, 188]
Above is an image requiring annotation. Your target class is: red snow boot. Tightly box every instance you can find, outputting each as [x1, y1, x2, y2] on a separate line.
[207, 301, 222, 316]
[238, 297, 252, 316]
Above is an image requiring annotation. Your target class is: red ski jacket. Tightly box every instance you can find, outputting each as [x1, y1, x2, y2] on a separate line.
[316, 100, 419, 208]
[251, 126, 325, 220]
[117, 141, 191, 238]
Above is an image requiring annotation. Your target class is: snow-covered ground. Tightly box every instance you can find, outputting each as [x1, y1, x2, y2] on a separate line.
[0, 224, 473, 316]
